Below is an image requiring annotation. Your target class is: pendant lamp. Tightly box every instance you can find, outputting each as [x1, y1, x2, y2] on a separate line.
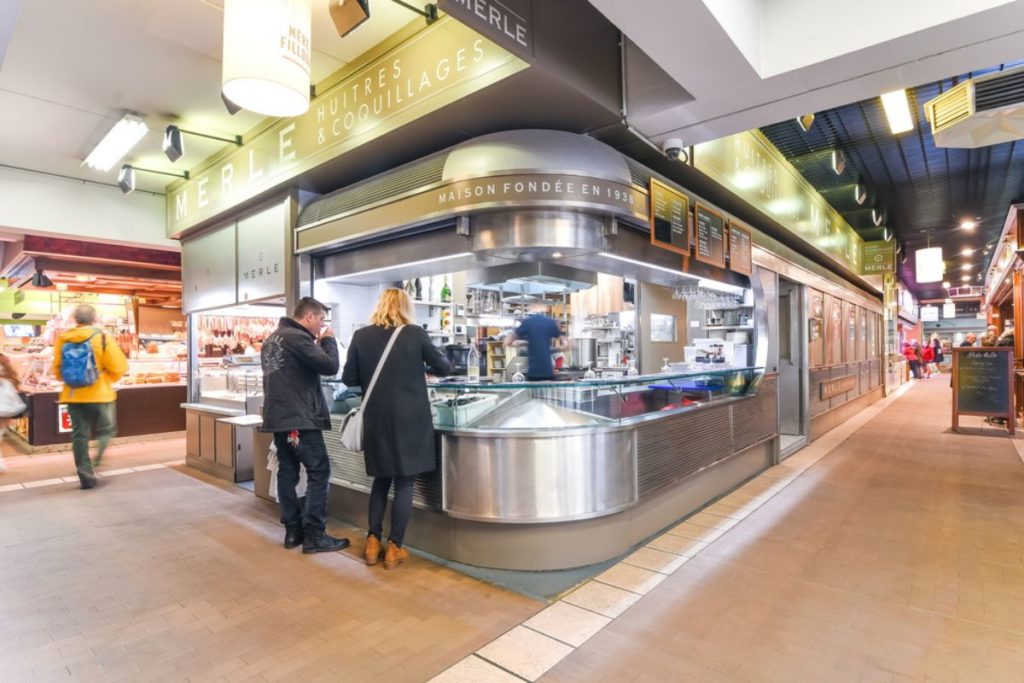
[222, 0, 313, 117]
[915, 246, 944, 283]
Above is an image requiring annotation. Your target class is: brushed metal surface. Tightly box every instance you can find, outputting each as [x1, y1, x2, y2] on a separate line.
[471, 210, 608, 260]
[441, 427, 638, 523]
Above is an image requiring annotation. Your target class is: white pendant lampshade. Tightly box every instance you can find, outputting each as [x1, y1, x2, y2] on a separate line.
[222, 0, 312, 118]
[915, 246, 944, 283]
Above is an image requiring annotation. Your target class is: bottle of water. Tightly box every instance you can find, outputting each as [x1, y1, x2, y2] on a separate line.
[467, 344, 480, 383]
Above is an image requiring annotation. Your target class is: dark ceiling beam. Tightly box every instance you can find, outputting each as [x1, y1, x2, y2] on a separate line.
[33, 257, 182, 282]
[21, 236, 181, 268]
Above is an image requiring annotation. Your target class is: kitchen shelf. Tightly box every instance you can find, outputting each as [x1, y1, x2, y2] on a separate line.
[413, 301, 453, 307]
[705, 325, 754, 330]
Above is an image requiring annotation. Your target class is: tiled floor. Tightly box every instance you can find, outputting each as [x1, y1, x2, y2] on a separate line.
[3, 379, 1023, 682]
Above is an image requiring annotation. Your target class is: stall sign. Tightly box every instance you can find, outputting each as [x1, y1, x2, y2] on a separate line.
[820, 376, 857, 399]
[694, 130, 864, 276]
[237, 202, 287, 302]
[728, 221, 753, 275]
[649, 178, 690, 255]
[167, 17, 528, 237]
[57, 404, 72, 433]
[861, 240, 895, 274]
[694, 203, 726, 268]
[438, 0, 533, 62]
[920, 305, 939, 322]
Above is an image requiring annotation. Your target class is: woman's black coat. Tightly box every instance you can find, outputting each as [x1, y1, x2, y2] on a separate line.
[341, 325, 452, 478]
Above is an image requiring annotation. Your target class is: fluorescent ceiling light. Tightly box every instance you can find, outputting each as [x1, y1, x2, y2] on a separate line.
[598, 254, 745, 295]
[330, 253, 474, 281]
[83, 114, 148, 172]
[881, 89, 914, 134]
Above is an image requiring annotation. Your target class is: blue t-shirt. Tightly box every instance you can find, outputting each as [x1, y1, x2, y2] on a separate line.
[515, 314, 562, 379]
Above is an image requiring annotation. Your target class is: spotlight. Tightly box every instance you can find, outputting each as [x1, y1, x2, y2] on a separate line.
[117, 164, 189, 195]
[329, 0, 371, 37]
[854, 183, 867, 205]
[162, 125, 241, 163]
[31, 271, 53, 288]
[960, 219, 977, 231]
[796, 113, 815, 132]
[831, 149, 846, 175]
[942, 281, 951, 288]
[221, 91, 242, 116]
[11, 312, 25, 320]
[872, 208, 885, 226]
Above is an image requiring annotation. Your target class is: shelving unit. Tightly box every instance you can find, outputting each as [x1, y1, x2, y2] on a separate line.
[486, 341, 505, 378]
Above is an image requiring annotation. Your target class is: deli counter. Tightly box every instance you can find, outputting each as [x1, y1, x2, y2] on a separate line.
[323, 365, 776, 570]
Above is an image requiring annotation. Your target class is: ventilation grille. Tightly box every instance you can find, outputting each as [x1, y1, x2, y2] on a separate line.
[733, 374, 778, 452]
[627, 159, 652, 188]
[298, 154, 447, 228]
[637, 403, 733, 496]
[974, 67, 1024, 112]
[926, 84, 973, 131]
[325, 419, 442, 509]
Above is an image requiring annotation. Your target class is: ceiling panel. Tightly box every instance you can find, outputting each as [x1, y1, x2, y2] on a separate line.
[760, 60, 1024, 301]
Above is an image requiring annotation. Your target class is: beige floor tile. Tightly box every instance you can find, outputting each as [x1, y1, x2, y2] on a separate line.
[477, 626, 573, 681]
[524, 601, 611, 647]
[131, 464, 166, 472]
[0, 483, 25, 493]
[621, 547, 690, 574]
[648, 534, 711, 557]
[562, 581, 642, 619]
[428, 655, 524, 683]
[595, 563, 666, 595]
[98, 468, 134, 477]
[22, 478, 64, 488]
[665, 521, 724, 543]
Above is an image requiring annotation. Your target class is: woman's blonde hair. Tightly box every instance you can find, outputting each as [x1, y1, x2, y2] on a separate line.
[370, 288, 415, 328]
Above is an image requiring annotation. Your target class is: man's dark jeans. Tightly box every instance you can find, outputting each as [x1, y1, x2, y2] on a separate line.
[67, 402, 117, 485]
[273, 430, 331, 537]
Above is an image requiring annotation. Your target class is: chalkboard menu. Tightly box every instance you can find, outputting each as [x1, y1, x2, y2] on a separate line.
[728, 221, 752, 275]
[649, 178, 690, 255]
[695, 203, 726, 268]
[955, 350, 1011, 414]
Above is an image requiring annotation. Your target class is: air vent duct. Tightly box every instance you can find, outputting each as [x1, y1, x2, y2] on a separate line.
[924, 66, 1024, 148]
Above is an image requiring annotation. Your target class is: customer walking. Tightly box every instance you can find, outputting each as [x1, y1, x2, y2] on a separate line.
[902, 341, 920, 379]
[261, 297, 349, 554]
[52, 304, 128, 489]
[341, 288, 451, 569]
[921, 341, 935, 378]
[930, 335, 944, 374]
[0, 353, 23, 473]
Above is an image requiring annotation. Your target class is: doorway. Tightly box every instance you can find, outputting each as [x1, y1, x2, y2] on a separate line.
[777, 277, 808, 457]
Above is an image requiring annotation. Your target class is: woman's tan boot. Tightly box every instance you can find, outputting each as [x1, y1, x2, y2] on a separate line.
[364, 535, 382, 566]
[383, 540, 409, 570]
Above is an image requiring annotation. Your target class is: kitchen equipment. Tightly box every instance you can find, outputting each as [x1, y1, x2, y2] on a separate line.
[505, 355, 529, 381]
[444, 344, 471, 375]
[571, 338, 597, 368]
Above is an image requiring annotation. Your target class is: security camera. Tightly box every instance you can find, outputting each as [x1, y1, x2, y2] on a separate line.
[662, 138, 684, 161]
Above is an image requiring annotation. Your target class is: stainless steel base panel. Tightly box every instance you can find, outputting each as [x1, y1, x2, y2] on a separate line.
[327, 439, 773, 571]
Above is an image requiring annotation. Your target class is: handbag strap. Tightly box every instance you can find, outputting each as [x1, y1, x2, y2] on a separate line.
[362, 325, 405, 407]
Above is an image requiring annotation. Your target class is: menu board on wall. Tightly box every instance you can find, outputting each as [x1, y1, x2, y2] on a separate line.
[728, 221, 753, 275]
[649, 178, 690, 255]
[694, 203, 726, 268]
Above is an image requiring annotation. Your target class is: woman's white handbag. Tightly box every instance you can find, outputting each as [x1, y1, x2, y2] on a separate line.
[0, 379, 25, 418]
[339, 326, 404, 452]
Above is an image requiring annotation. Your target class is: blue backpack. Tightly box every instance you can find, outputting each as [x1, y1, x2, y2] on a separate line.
[60, 330, 105, 388]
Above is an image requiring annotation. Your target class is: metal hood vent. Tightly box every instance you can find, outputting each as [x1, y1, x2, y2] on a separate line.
[471, 210, 610, 261]
[467, 261, 597, 295]
[925, 66, 1024, 148]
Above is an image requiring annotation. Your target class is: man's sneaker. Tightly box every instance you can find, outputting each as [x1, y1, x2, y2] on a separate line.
[302, 533, 350, 554]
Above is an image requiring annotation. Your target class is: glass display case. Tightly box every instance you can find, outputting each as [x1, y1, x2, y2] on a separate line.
[196, 358, 263, 410]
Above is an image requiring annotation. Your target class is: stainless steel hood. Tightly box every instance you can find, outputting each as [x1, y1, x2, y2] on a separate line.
[467, 261, 597, 296]
[471, 210, 610, 261]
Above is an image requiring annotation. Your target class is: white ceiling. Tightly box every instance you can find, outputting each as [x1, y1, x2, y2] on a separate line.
[588, 0, 1024, 147]
[0, 0, 416, 194]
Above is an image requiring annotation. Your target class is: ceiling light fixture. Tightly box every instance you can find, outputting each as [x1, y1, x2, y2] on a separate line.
[117, 164, 189, 195]
[163, 125, 243, 163]
[880, 89, 914, 134]
[915, 246, 944, 283]
[221, 91, 242, 116]
[83, 114, 149, 172]
[942, 280, 951, 288]
[961, 263, 972, 271]
[960, 219, 977, 230]
[854, 183, 867, 205]
[961, 247, 973, 256]
[31, 272, 53, 288]
[882, 227, 892, 242]
[222, 0, 313, 117]
[831, 149, 846, 175]
[872, 208, 886, 226]
[796, 113, 815, 132]
[961, 274, 971, 282]
[329, 0, 371, 36]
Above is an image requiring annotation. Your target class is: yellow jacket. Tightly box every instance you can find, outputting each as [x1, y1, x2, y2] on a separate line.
[52, 326, 129, 403]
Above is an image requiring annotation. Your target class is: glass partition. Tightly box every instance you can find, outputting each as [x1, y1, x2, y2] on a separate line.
[324, 366, 764, 432]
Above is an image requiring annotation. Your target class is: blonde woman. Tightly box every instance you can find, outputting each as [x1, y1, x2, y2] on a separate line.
[341, 288, 451, 569]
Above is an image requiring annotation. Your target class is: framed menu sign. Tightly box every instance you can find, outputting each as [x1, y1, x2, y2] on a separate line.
[728, 221, 752, 275]
[952, 347, 1014, 434]
[649, 178, 690, 254]
[694, 203, 726, 268]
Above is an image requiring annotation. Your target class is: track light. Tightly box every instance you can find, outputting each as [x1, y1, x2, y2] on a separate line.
[882, 227, 892, 242]
[329, 0, 371, 36]
[118, 164, 189, 195]
[831, 149, 846, 175]
[854, 183, 867, 205]
[795, 113, 815, 132]
[163, 125, 242, 163]
[872, 208, 885, 226]
[221, 91, 242, 116]
[31, 271, 53, 288]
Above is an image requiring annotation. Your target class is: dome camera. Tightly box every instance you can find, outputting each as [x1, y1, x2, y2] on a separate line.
[662, 138, 685, 161]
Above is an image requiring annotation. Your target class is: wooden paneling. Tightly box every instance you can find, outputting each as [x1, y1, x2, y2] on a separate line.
[215, 421, 235, 468]
[199, 414, 216, 462]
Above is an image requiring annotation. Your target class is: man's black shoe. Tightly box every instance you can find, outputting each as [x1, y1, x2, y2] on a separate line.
[80, 476, 99, 490]
[302, 534, 350, 554]
[283, 527, 304, 549]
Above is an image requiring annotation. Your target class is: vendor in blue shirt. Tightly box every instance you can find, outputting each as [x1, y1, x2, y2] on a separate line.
[505, 304, 568, 381]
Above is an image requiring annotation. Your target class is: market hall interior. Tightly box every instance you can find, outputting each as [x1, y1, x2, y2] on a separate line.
[2, 0, 1024, 681]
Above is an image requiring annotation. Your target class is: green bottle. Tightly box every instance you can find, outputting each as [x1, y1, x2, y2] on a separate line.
[441, 276, 452, 303]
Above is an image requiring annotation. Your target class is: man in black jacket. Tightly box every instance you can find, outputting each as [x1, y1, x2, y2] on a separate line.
[261, 297, 349, 554]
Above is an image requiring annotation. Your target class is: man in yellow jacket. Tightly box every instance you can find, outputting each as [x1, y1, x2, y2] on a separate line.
[52, 304, 128, 489]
